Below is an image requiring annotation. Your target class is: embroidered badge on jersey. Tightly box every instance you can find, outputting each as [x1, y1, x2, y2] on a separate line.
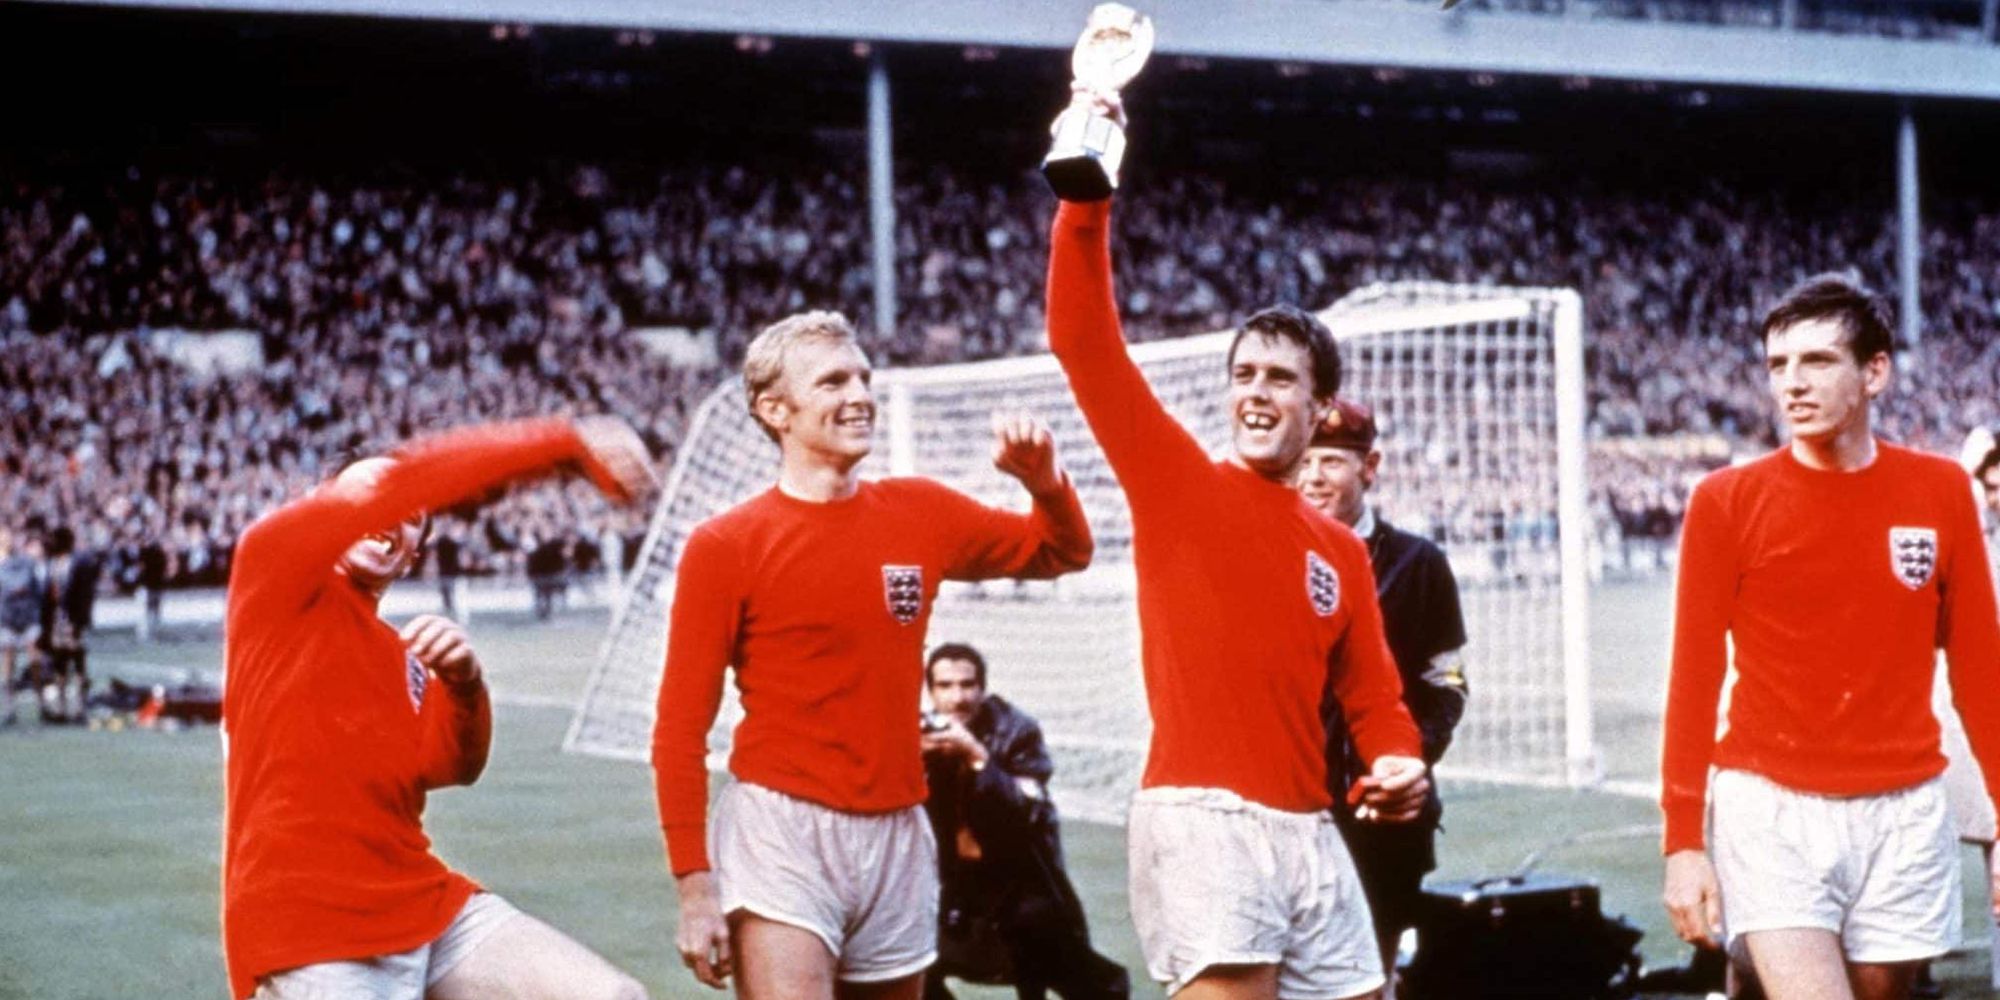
[405, 652, 428, 710]
[1305, 550, 1340, 617]
[1889, 526, 1938, 589]
[883, 565, 924, 624]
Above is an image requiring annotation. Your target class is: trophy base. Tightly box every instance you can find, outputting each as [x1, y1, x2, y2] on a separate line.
[1041, 155, 1116, 202]
[1042, 105, 1126, 201]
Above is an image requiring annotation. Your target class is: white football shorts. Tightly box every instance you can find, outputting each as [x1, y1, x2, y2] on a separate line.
[252, 891, 520, 999]
[712, 781, 938, 983]
[1712, 768, 1960, 964]
[1129, 786, 1383, 999]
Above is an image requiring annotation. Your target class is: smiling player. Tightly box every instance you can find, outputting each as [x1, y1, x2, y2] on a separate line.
[653, 310, 1093, 999]
[1044, 88, 1427, 1000]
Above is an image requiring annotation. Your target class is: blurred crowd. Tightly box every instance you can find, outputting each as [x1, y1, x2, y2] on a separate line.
[4, 157, 1996, 590]
[1391, 0, 1993, 43]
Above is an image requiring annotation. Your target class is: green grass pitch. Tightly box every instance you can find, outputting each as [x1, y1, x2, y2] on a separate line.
[1, 579, 1992, 998]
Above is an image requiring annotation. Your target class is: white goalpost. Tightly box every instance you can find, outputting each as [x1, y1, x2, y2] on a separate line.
[564, 281, 1594, 824]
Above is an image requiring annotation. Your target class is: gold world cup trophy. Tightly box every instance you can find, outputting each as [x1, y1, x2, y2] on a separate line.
[1041, 3, 1154, 201]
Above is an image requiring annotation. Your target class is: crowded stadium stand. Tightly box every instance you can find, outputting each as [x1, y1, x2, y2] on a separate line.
[4, 0, 1997, 761]
[7, 4, 2000, 995]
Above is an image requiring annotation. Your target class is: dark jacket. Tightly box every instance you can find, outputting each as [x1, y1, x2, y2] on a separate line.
[926, 695, 1076, 939]
[139, 542, 170, 590]
[1323, 515, 1469, 849]
[924, 695, 1127, 1000]
[41, 552, 101, 640]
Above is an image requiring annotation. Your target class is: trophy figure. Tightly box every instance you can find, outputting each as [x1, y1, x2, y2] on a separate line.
[1041, 3, 1154, 201]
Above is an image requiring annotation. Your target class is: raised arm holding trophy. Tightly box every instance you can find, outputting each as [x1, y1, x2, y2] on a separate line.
[1041, 6, 1430, 999]
[1041, 3, 1154, 202]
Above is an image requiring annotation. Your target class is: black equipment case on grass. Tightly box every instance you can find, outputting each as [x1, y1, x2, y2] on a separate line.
[1404, 873, 1643, 999]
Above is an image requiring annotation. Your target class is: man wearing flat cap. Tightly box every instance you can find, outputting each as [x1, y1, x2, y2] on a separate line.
[1296, 399, 1471, 989]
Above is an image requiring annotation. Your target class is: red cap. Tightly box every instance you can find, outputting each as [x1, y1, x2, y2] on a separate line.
[1311, 399, 1378, 452]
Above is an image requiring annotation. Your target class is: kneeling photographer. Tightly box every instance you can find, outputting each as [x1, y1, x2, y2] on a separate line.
[921, 643, 1128, 1000]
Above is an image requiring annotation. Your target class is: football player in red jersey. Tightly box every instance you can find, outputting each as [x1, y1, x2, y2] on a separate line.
[654, 310, 1092, 999]
[1661, 274, 2000, 1000]
[222, 416, 653, 1000]
[1046, 87, 1427, 1000]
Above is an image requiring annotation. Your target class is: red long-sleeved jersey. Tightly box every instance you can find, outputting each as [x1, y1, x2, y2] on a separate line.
[221, 419, 609, 998]
[1047, 198, 1419, 813]
[1662, 443, 2000, 854]
[652, 477, 1091, 875]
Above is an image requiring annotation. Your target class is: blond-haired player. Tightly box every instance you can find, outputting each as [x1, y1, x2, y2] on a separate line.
[654, 310, 1094, 999]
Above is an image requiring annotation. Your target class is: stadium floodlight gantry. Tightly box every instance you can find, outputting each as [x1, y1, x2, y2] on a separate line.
[566, 281, 1593, 824]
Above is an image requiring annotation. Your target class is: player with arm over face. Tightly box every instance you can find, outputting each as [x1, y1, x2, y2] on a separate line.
[653, 310, 1093, 1000]
[1660, 274, 2000, 1000]
[1045, 88, 1425, 1000]
[221, 415, 655, 1000]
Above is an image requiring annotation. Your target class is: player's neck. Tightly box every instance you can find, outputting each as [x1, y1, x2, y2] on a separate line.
[1225, 452, 1301, 486]
[776, 454, 862, 503]
[1789, 422, 1877, 472]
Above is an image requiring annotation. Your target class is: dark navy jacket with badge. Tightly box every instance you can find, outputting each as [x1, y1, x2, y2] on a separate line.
[1322, 508, 1469, 860]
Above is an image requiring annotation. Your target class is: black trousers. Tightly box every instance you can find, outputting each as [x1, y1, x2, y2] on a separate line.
[926, 921, 1129, 1000]
[1341, 819, 1437, 957]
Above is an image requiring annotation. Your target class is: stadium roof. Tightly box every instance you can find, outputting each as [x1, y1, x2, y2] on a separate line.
[32, 0, 2000, 100]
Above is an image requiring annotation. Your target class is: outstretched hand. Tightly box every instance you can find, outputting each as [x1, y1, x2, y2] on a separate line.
[575, 415, 656, 504]
[991, 411, 1066, 498]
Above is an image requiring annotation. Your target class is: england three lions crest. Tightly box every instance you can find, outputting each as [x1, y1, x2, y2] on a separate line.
[1305, 550, 1339, 617]
[1889, 527, 1938, 590]
[883, 565, 925, 625]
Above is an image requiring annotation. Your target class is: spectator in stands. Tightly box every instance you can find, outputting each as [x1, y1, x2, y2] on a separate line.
[37, 524, 99, 724]
[525, 522, 568, 620]
[0, 526, 44, 727]
[5, 154, 1999, 577]
[434, 520, 466, 620]
[920, 642, 1129, 1000]
[138, 535, 171, 641]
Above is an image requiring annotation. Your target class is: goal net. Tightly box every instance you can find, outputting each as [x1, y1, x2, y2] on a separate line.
[564, 282, 1593, 824]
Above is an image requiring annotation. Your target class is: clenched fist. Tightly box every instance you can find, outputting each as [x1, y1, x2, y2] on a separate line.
[401, 614, 482, 690]
[991, 410, 1067, 498]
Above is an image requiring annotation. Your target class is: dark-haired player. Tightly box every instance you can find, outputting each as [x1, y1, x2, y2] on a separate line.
[1661, 274, 2000, 1000]
[1046, 92, 1425, 1000]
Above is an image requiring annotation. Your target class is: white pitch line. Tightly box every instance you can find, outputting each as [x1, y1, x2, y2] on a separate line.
[92, 660, 573, 712]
